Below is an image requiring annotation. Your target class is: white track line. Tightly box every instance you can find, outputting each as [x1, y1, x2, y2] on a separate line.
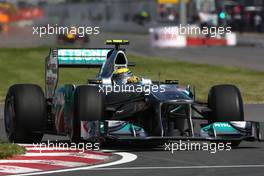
[14, 152, 138, 176]
[84, 165, 264, 170]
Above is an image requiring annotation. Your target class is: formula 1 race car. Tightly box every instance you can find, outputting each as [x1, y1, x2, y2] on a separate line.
[4, 40, 264, 147]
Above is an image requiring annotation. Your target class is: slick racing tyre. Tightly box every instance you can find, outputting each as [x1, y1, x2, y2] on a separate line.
[208, 84, 244, 147]
[208, 84, 244, 122]
[4, 84, 46, 143]
[71, 85, 105, 142]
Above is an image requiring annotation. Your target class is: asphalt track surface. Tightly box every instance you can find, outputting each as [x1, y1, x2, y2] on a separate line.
[0, 104, 264, 176]
[1, 28, 264, 175]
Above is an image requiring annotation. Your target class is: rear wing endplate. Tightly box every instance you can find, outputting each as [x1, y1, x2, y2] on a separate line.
[45, 48, 111, 98]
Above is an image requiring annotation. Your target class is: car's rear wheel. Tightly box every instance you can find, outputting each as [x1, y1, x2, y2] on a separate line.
[4, 84, 46, 143]
[70, 85, 105, 143]
[208, 84, 244, 147]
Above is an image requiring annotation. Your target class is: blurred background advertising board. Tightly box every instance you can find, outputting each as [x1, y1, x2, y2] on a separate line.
[149, 26, 187, 48]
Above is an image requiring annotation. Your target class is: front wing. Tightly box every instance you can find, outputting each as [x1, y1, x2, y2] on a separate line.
[80, 120, 264, 143]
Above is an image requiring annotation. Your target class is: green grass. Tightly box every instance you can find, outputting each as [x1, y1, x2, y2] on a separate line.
[0, 142, 26, 159]
[0, 47, 264, 103]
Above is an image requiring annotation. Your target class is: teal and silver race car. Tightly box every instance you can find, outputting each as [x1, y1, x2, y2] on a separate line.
[4, 40, 264, 146]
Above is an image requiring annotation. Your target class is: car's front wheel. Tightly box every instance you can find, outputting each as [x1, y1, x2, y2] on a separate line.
[208, 84, 244, 122]
[70, 85, 105, 143]
[208, 84, 244, 147]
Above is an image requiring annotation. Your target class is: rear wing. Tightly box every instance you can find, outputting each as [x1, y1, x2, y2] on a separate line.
[45, 43, 133, 98]
[53, 48, 111, 68]
[45, 48, 111, 98]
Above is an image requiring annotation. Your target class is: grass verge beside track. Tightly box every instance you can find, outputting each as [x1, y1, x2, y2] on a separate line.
[0, 142, 26, 159]
[0, 47, 263, 103]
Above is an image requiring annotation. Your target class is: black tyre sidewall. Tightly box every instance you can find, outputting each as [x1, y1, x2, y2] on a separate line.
[4, 84, 46, 143]
[75, 85, 105, 121]
[208, 84, 244, 122]
[71, 85, 104, 142]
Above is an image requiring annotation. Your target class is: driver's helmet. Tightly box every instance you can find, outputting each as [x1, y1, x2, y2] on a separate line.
[112, 67, 132, 84]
